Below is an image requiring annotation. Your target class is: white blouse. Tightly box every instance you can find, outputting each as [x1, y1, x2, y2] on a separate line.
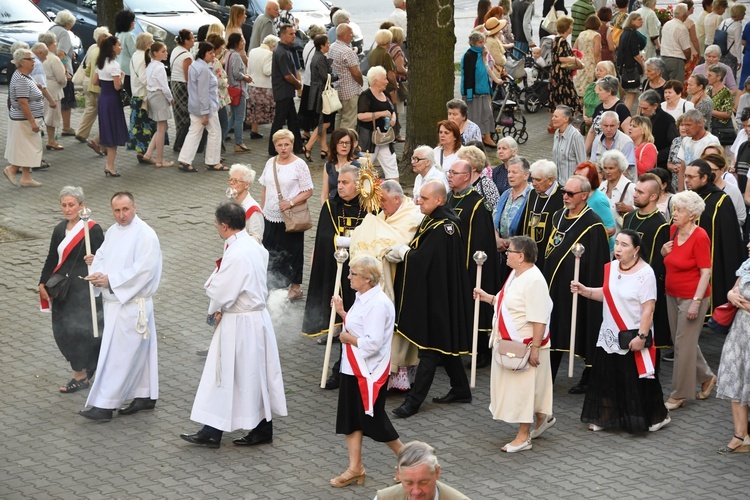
[339, 285, 395, 377]
[95, 59, 122, 81]
[258, 157, 314, 223]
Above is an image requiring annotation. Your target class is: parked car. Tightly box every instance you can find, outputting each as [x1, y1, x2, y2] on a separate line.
[196, 0, 252, 43]
[35, 0, 221, 53]
[199, 0, 331, 36]
[0, 0, 83, 82]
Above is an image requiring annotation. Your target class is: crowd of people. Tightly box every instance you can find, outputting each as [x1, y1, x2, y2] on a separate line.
[13, 0, 750, 497]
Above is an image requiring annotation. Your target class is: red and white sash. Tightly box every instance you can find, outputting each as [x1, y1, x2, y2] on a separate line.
[492, 270, 551, 347]
[343, 322, 390, 417]
[245, 205, 262, 220]
[602, 262, 656, 379]
[40, 220, 96, 312]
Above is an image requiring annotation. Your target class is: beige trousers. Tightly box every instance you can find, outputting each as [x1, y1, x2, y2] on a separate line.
[666, 295, 714, 400]
[337, 96, 358, 131]
[76, 91, 99, 140]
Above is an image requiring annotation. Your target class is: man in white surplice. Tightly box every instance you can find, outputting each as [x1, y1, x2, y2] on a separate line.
[180, 201, 287, 448]
[79, 192, 162, 422]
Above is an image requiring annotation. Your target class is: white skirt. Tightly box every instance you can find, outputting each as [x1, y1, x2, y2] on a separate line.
[489, 348, 553, 423]
[5, 119, 42, 167]
[44, 99, 62, 128]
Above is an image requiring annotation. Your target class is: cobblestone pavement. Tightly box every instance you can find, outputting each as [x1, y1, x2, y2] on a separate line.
[0, 86, 748, 499]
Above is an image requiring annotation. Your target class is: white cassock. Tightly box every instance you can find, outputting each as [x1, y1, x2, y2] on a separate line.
[86, 215, 162, 409]
[191, 231, 287, 432]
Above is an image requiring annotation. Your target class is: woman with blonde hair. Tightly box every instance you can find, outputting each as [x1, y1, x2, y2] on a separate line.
[38, 33, 66, 151]
[142, 42, 173, 167]
[629, 116, 657, 175]
[225, 5, 248, 64]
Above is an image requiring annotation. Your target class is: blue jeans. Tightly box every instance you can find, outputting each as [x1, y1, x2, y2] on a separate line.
[230, 94, 246, 145]
[218, 105, 229, 143]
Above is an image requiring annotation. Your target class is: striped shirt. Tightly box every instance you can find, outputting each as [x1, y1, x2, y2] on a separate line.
[571, 0, 595, 43]
[9, 71, 44, 121]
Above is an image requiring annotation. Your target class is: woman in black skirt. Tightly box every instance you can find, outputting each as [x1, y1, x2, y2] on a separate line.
[571, 230, 670, 433]
[330, 256, 403, 488]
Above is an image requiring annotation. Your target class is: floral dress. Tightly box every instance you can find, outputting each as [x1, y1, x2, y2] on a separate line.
[710, 86, 734, 126]
[212, 55, 232, 108]
[573, 30, 598, 97]
[717, 258, 750, 406]
[549, 36, 581, 114]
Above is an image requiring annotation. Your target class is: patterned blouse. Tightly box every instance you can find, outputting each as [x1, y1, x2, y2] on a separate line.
[710, 86, 733, 125]
[212, 50, 231, 107]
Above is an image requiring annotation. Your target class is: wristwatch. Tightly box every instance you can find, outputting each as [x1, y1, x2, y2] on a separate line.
[693, 296, 701, 301]
[637, 332, 648, 340]
[290, 200, 295, 207]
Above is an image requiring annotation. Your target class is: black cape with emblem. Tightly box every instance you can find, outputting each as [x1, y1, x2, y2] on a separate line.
[693, 183, 745, 319]
[543, 206, 610, 364]
[393, 205, 472, 355]
[623, 209, 671, 347]
[446, 188, 499, 343]
[517, 183, 565, 270]
[302, 194, 370, 337]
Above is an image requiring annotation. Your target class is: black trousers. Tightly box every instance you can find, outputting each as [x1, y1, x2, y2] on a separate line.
[406, 350, 470, 407]
[200, 419, 272, 442]
[268, 97, 303, 155]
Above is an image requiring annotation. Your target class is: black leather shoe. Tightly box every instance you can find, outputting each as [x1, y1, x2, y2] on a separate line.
[233, 432, 273, 446]
[568, 384, 587, 395]
[78, 406, 113, 421]
[250, 131, 264, 139]
[392, 401, 419, 418]
[118, 398, 157, 415]
[432, 391, 472, 404]
[323, 374, 340, 390]
[180, 432, 220, 448]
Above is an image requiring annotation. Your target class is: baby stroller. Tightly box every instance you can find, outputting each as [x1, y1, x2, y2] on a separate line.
[490, 77, 528, 145]
[522, 37, 553, 113]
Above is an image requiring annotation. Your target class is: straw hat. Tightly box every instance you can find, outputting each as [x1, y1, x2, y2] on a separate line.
[484, 17, 507, 36]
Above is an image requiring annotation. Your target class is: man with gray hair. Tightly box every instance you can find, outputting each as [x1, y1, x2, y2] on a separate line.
[30, 42, 56, 109]
[590, 110, 636, 178]
[677, 109, 720, 187]
[659, 3, 691, 81]
[374, 441, 469, 499]
[329, 23, 363, 130]
[517, 159, 564, 270]
[552, 105, 586, 183]
[249, 0, 279, 50]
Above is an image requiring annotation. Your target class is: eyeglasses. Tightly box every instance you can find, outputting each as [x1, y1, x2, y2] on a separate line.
[23, 57, 34, 61]
[228, 178, 246, 184]
[338, 141, 351, 146]
[447, 170, 470, 176]
[506, 249, 522, 254]
[411, 157, 426, 163]
[560, 189, 583, 197]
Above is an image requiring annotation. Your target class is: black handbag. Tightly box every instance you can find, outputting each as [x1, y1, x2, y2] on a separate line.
[711, 118, 737, 145]
[45, 273, 71, 300]
[618, 329, 653, 350]
[619, 65, 641, 90]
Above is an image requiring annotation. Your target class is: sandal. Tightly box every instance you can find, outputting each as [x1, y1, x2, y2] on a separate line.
[588, 424, 604, 432]
[139, 154, 157, 165]
[206, 164, 229, 171]
[320, 150, 329, 159]
[156, 161, 174, 168]
[302, 146, 312, 161]
[718, 435, 750, 454]
[178, 162, 198, 173]
[59, 377, 90, 394]
[330, 467, 366, 488]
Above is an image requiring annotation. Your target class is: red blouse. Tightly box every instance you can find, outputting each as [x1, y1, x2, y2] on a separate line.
[664, 225, 712, 299]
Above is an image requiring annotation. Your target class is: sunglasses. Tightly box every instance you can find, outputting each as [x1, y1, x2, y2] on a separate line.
[560, 189, 583, 197]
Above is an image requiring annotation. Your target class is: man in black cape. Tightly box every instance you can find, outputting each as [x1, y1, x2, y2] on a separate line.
[517, 159, 564, 270]
[385, 180, 472, 419]
[445, 159, 499, 368]
[686, 159, 745, 320]
[301, 166, 371, 388]
[623, 173, 671, 357]
[543, 175, 610, 391]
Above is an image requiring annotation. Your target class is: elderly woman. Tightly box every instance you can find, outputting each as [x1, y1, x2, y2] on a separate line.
[225, 33, 252, 154]
[616, 12, 646, 111]
[321, 129, 361, 203]
[368, 29, 398, 96]
[48, 10, 77, 136]
[661, 80, 694, 122]
[76, 27, 110, 154]
[115, 9, 137, 98]
[459, 145, 500, 212]
[573, 15, 602, 98]
[3, 49, 45, 187]
[549, 16, 582, 116]
[389, 26, 408, 142]
[412, 145, 449, 202]
[461, 31, 496, 147]
[687, 74, 714, 129]
[259, 129, 314, 300]
[169, 29, 195, 152]
[329, 256, 404, 486]
[642, 58, 666, 101]
[692, 45, 738, 91]
[660, 188, 715, 411]
[357, 66, 399, 181]
[708, 65, 734, 131]
[637, 90, 680, 169]
[629, 116, 658, 175]
[716, 242, 750, 453]
[39, 186, 104, 393]
[493, 136, 518, 195]
[583, 61, 617, 130]
[599, 150, 635, 231]
[177, 42, 224, 172]
[141, 42, 173, 168]
[474, 235, 554, 453]
[573, 230, 669, 433]
[302, 35, 336, 160]
[433, 119, 462, 173]
[128, 32, 155, 160]
[446, 98, 482, 145]
[493, 159, 533, 279]
[585, 75, 631, 153]
[93, 36, 129, 177]
[39, 33, 66, 151]
[227, 164, 264, 242]
[247, 35, 279, 140]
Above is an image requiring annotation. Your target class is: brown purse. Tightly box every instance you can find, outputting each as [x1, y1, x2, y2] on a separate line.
[272, 159, 312, 233]
[493, 339, 532, 371]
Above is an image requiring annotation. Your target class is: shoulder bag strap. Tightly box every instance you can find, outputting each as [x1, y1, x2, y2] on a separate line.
[272, 158, 284, 201]
[618, 181, 632, 203]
